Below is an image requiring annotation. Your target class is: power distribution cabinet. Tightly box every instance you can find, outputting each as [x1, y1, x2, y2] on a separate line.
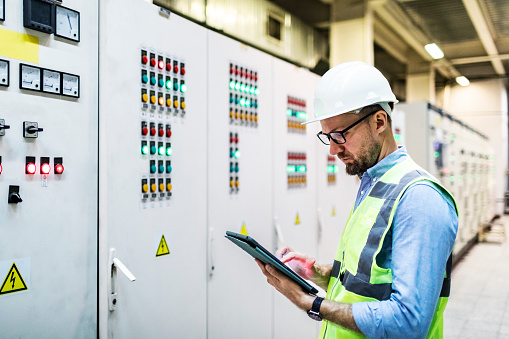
[206, 31, 274, 339]
[272, 58, 322, 338]
[99, 1, 207, 337]
[397, 102, 494, 258]
[0, 0, 98, 337]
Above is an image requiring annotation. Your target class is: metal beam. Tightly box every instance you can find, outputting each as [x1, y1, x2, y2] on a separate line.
[451, 54, 509, 65]
[462, 0, 505, 75]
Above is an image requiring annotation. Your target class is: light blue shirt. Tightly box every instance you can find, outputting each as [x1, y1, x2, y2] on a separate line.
[351, 146, 458, 339]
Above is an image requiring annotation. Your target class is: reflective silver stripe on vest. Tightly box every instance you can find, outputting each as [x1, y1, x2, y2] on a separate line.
[342, 171, 424, 300]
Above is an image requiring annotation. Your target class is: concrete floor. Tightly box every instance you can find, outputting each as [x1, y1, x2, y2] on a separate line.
[444, 215, 509, 339]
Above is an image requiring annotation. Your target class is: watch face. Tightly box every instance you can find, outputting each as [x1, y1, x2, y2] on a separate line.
[307, 310, 322, 321]
[55, 5, 80, 42]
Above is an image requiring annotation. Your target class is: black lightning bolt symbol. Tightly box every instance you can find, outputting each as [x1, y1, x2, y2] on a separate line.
[10, 271, 15, 289]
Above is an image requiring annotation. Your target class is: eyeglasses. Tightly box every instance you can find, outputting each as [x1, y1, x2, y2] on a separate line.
[316, 111, 377, 145]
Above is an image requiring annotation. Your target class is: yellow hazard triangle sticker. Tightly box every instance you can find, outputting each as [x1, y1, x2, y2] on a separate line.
[240, 223, 248, 236]
[295, 213, 300, 225]
[0, 263, 28, 295]
[332, 207, 336, 216]
[156, 235, 170, 257]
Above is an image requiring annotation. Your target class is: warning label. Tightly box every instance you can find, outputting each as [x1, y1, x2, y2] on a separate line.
[240, 223, 248, 236]
[0, 263, 28, 295]
[156, 235, 170, 257]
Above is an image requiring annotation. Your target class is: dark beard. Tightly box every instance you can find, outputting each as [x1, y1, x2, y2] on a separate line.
[344, 138, 382, 176]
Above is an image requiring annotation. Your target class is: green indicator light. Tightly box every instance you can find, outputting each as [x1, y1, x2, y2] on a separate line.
[450, 156, 455, 161]
[240, 98, 245, 106]
[246, 86, 252, 93]
[287, 109, 293, 116]
[394, 134, 401, 142]
[255, 88, 260, 95]
[234, 150, 241, 159]
[141, 145, 148, 155]
[297, 165, 306, 173]
[326, 166, 332, 173]
[458, 175, 463, 181]
[449, 176, 455, 182]
[450, 134, 455, 141]
[240, 84, 245, 92]
[434, 151, 440, 158]
[287, 165, 296, 173]
[297, 112, 307, 120]
[159, 146, 165, 155]
[250, 87, 255, 94]
[334, 166, 339, 173]
[166, 148, 172, 156]
[245, 99, 251, 107]
[180, 84, 187, 93]
[235, 82, 240, 91]
[166, 80, 172, 89]
[229, 81, 235, 90]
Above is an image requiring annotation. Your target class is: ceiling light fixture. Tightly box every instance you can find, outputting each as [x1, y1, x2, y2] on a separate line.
[424, 43, 444, 59]
[455, 76, 470, 87]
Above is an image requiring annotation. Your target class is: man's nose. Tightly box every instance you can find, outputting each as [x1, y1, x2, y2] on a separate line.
[329, 141, 344, 156]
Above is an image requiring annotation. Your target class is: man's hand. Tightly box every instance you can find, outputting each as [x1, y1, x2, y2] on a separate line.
[255, 259, 314, 311]
[276, 247, 331, 290]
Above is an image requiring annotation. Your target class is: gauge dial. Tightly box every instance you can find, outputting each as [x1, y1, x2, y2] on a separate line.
[0, 59, 8, 87]
[55, 5, 80, 42]
[62, 73, 80, 98]
[42, 69, 61, 94]
[20, 64, 41, 91]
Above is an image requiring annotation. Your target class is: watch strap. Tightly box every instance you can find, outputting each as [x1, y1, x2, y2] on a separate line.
[311, 296, 324, 314]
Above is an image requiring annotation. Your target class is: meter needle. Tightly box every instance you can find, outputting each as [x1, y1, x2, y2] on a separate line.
[67, 14, 72, 30]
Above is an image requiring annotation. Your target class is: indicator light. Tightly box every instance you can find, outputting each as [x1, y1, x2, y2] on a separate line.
[141, 143, 148, 155]
[151, 183, 157, 192]
[142, 183, 149, 193]
[174, 99, 179, 108]
[166, 79, 172, 90]
[297, 165, 307, 173]
[26, 163, 36, 174]
[235, 82, 240, 91]
[166, 143, 172, 156]
[166, 63, 172, 71]
[180, 83, 187, 93]
[150, 74, 156, 86]
[150, 141, 156, 155]
[159, 183, 165, 192]
[0, 164, 2, 175]
[158, 60, 164, 69]
[158, 164, 165, 173]
[166, 127, 172, 138]
[142, 74, 148, 84]
[287, 165, 296, 173]
[54, 157, 64, 174]
[234, 150, 241, 158]
[142, 93, 148, 103]
[150, 124, 156, 136]
[434, 151, 439, 158]
[158, 146, 165, 156]
[142, 55, 148, 64]
[166, 178, 172, 191]
[255, 88, 260, 95]
[173, 65, 179, 73]
[158, 78, 164, 87]
[150, 95, 156, 104]
[142, 125, 148, 136]
[240, 83, 245, 92]
[181, 67, 186, 75]
[173, 81, 179, 91]
[150, 56, 156, 67]
[229, 81, 235, 90]
[166, 161, 172, 173]
[41, 163, 51, 174]
[180, 100, 186, 110]
[150, 160, 156, 174]
[158, 96, 164, 106]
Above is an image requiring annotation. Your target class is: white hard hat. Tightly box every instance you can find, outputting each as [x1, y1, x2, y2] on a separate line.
[304, 61, 398, 124]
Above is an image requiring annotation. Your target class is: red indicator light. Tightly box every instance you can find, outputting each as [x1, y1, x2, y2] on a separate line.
[158, 60, 164, 69]
[166, 129, 172, 138]
[150, 58, 156, 67]
[230, 67, 234, 74]
[159, 128, 165, 137]
[55, 164, 64, 174]
[0, 164, 2, 174]
[150, 127, 156, 136]
[173, 65, 179, 73]
[142, 55, 148, 64]
[166, 63, 172, 71]
[41, 163, 51, 174]
[181, 67, 186, 75]
[26, 163, 36, 174]
[142, 126, 148, 135]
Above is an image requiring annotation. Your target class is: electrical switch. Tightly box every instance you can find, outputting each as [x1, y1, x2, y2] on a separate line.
[141, 141, 148, 155]
[150, 178, 156, 192]
[158, 124, 164, 137]
[8, 185, 22, 204]
[26, 156, 36, 174]
[158, 178, 164, 192]
[141, 179, 148, 193]
[54, 157, 64, 174]
[166, 160, 172, 173]
[23, 121, 43, 138]
[40, 157, 50, 174]
[141, 121, 148, 136]
[150, 122, 156, 136]
[149, 141, 156, 155]
[150, 160, 156, 174]
[0, 119, 10, 136]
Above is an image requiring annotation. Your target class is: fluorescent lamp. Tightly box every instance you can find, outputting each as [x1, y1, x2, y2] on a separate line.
[456, 76, 470, 87]
[424, 43, 444, 59]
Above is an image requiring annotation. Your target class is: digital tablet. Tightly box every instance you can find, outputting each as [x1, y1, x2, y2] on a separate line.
[225, 231, 318, 295]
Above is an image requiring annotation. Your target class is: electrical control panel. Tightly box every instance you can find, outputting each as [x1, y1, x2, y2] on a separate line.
[99, 1, 207, 337]
[0, 0, 98, 337]
[206, 30, 274, 339]
[272, 58, 322, 338]
[398, 102, 494, 258]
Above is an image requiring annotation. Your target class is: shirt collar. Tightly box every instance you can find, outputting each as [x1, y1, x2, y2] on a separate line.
[360, 146, 408, 181]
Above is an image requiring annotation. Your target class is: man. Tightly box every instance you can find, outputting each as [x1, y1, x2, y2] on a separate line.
[256, 62, 458, 339]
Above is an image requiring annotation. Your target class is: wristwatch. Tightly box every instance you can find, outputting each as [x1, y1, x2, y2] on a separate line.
[307, 296, 324, 321]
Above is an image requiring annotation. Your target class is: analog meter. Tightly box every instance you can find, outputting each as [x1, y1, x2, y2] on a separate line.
[20, 63, 41, 91]
[62, 72, 79, 98]
[0, 59, 8, 87]
[42, 69, 61, 94]
[55, 5, 80, 42]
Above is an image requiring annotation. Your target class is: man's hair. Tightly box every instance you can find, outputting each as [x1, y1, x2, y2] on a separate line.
[359, 104, 393, 127]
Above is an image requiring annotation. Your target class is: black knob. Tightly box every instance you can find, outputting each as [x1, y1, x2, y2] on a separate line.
[0, 124, 10, 130]
[8, 192, 22, 204]
[27, 126, 43, 133]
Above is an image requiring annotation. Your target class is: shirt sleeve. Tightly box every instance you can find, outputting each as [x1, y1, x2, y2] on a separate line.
[352, 182, 458, 339]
